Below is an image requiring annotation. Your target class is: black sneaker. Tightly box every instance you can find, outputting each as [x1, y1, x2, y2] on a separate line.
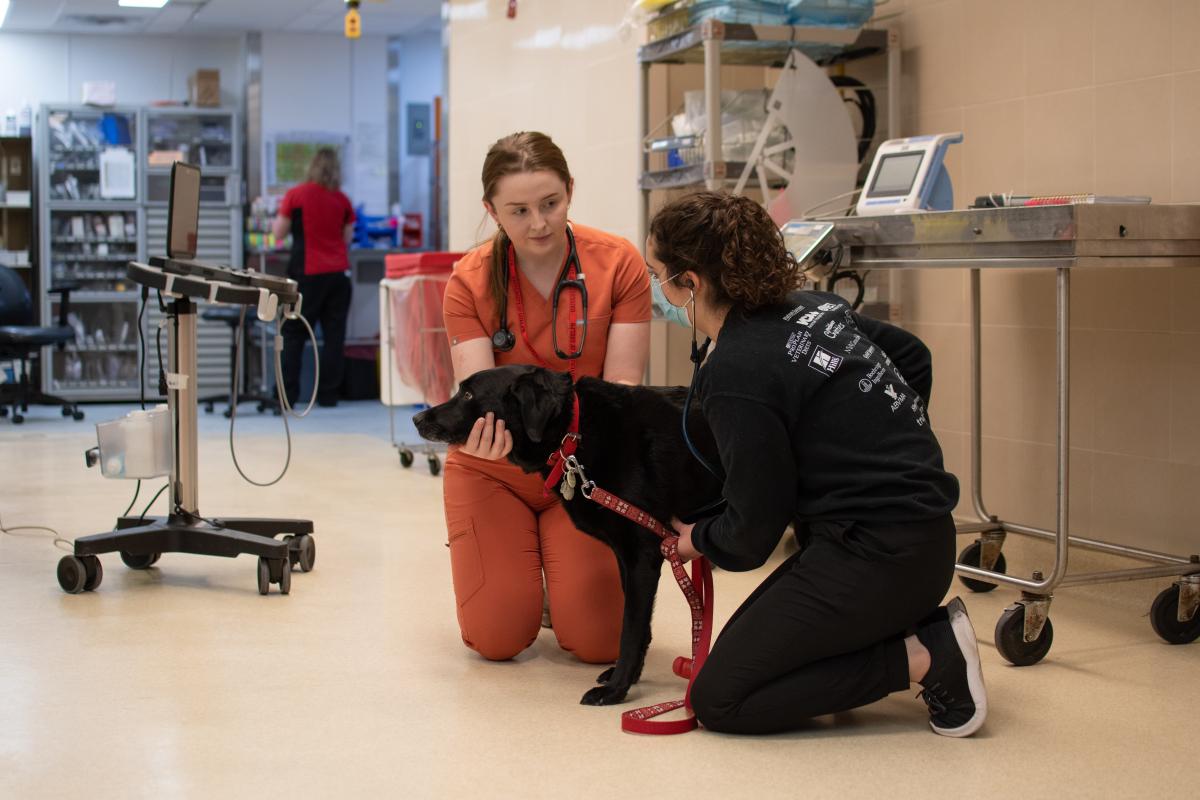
[916, 597, 987, 737]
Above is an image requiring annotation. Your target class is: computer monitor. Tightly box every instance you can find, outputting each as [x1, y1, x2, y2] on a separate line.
[167, 161, 201, 259]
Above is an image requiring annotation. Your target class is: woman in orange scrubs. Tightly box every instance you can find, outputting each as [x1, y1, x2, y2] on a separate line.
[440, 132, 651, 663]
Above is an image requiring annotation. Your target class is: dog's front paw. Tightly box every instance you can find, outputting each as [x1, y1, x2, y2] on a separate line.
[595, 667, 615, 684]
[581, 683, 629, 706]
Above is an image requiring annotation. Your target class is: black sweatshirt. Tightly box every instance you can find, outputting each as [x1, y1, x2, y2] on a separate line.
[691, 291, 960, 572]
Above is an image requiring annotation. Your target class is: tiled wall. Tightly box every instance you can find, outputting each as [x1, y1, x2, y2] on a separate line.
[446, 0, 1200, 556]
[891, 0, 1200, 557]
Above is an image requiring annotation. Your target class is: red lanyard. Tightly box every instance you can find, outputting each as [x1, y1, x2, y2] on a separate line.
[507, 242, 578, 378]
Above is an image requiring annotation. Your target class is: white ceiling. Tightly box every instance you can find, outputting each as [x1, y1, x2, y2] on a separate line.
[2, 0, 444, 36]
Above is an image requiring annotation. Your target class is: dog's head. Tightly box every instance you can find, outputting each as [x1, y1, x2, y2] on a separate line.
[413, 365, 574, 472]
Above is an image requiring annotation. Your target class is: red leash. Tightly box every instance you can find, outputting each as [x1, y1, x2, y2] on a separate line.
[590, 487, 714, 735]
[544, 434, 715, 735]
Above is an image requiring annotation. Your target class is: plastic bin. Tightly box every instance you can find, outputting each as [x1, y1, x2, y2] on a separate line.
[648, 0, 791, 41]
[787, 0, 874, 27]
[95, 405, 171, 479]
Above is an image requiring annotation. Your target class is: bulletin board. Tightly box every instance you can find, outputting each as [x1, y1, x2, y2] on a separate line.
[264, 131, 351, 196]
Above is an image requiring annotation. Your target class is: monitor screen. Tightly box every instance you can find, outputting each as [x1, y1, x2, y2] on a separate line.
[868, 151, 925, 197]
[168, 162, 201, 259]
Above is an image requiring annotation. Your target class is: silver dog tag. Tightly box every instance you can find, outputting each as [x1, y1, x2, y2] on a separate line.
[560, 470, 577, 501]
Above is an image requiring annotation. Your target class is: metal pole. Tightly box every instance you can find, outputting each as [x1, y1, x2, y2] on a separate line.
[703, 22, 722, 192]
[969, 268, 990, 522]
[1047, 266, 1071, 589]
[172, 298, 199, 515]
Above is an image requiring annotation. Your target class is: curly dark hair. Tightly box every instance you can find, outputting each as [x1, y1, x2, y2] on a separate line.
[648, 191, 799, 313]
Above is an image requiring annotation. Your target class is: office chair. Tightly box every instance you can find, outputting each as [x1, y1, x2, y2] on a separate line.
[0, 265, 85, 424]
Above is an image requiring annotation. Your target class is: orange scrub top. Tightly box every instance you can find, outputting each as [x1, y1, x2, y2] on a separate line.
[443, 223, 651, 378]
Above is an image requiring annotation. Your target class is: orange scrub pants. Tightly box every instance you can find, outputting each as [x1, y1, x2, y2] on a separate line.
[442, 448, 624, 663]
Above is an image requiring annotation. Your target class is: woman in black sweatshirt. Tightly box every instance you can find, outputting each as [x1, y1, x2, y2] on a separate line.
[649, 192, 987, 737]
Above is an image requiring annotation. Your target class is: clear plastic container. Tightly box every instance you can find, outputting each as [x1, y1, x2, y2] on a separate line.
[647, 0, 792, 41]
[96, 405, 172, 479]
[787, 0, 874, 27]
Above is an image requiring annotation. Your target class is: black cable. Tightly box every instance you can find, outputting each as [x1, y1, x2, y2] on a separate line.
[138, 483, 169, 523]
[830, 75, 877, 164]
[678, 335, 727, 524]
[123, 287, 150, 520]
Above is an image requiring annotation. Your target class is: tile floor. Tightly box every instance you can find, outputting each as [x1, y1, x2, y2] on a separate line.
[0, 401, 1196, 798]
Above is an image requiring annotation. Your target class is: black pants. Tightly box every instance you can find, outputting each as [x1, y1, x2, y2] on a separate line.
[690, 515, 956, 735]
[281, 271, 352, 406]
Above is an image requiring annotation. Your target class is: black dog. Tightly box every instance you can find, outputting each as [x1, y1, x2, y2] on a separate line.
[414, 365, 722, 706]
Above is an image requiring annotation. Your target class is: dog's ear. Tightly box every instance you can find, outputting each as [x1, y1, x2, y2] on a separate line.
[512, 369, 571, 444]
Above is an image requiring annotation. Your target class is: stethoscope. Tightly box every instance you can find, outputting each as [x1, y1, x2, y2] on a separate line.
[491, 226, 588, 363]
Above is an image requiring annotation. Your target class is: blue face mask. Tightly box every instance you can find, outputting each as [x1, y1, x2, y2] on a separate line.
[651, 279, 691, 327]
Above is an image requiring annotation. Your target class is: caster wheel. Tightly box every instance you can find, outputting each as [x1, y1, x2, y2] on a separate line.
[57, 555, 88, 594]
[204, 403, 214, 414]
[294, 534, 316, 573]
[399, 449, 414, 468]
[428, 455, 441, 476]
[257, 557, 271, 595]
[223, 408, 233, 419]
[995, 604, 1054, 666]
[61, 406, 72, 417]
[12, 413, 24, 424]
[72, 410, 84, 421]
[278, 558, 292, 595]
[82, 556, 103, 591]
[957, 541, 1007, 593]
[0, 406, 8, 417]
[120, 551, 159, 570]
[1150, 584, 1200, 645]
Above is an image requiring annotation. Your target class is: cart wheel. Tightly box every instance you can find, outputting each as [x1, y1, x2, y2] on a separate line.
[57, 555, 88, 594]
[995, 604, 1054, 666]
[61, 406, 72, 417]
[295, 534, 316, 573]
[72, 410, 85, 421]
[428, 454, 441, 476]
[82, 555, 103, 591]
[120, 551, 159, 570]
[204, 402, 214, 414]
[278, 558, 292, 595]
[1150, 584, 1200, 645]
[257, 557, 271, 595]
[0, 406, 7, 417]
[12, 413, 23, 424]
[399, 449, 414, 468]
[957, 541, 1007, 593]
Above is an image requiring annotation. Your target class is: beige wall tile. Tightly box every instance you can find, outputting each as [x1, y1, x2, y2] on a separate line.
[1090, 330, 1173, 460]
[1173, 0, 1200, 71]
[1169, 268, 1200, 333]
[980, 270, 1056, 329]
[1094, 77, 1172, 202]
[1167, 462, 1200, 553]
[962, 99, 1026, 202]
[905, 321, 969, 434]
[895, 268, 967, 325]
[1168, 332, 1200, 465]
[899, 0, 965, 117]
[1094, 0, 1173, 84]
[1171, 71, 1200, 203]
[979, 323, 1058, 445]
[1069, 327, 1098, 451]
[1091, 451, 1173, 553]
[962, 0, 1027, 104]
[1024, 0, 1095, 96]
[1024, 89, 1095, 196]
[1071, 267, 1174, 333]
[979, 437, 1092, 537]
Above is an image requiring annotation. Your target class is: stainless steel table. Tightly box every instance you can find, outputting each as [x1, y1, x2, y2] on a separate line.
[827, 204, 1200, 664]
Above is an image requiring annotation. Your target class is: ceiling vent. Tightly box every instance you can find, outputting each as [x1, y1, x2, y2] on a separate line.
[58, 14, 143, 29]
